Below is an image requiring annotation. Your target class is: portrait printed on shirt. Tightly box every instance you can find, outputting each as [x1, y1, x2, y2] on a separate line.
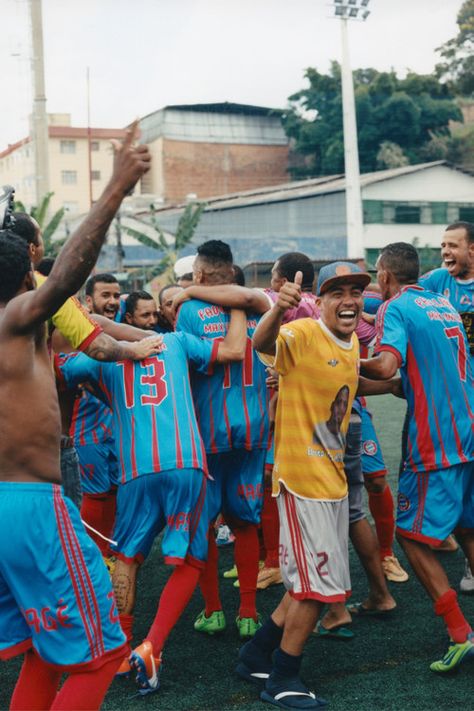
[312, 385, 350, 464]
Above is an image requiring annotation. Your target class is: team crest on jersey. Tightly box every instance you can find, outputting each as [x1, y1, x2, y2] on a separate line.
[363, 440, 377, 456]
[327, 359, 339, 367]
[397, 493, 410, 512]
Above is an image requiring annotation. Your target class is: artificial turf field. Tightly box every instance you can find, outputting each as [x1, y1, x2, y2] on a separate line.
[2, 394, 473, 710]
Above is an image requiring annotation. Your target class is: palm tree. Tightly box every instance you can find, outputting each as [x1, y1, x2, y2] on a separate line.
[123, 201, 207, 282]
[14, 192, 66, 257]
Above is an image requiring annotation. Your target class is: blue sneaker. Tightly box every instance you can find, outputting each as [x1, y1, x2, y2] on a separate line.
[235, 640, 272, 685]
[261, 674, 328, 709]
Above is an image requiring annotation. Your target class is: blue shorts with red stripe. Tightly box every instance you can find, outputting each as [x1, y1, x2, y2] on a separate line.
[112, 469, 209, 567]
[397, 462, 474, 545]
[361, 407, 387, 479]
[0, 482, 125, 669]
[265, 436, 275, 468]
[76, 439, 119, 495]
[207, 448, 265, 525]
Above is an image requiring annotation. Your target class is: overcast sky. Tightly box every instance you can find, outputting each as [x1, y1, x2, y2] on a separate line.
[2, 0, 461, 150]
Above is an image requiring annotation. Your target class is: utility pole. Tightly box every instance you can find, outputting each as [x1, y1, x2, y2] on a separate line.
[333, 0, 371, 259]
[29, 0, 50, 205]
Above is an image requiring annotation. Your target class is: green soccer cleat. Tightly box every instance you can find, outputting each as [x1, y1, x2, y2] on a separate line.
[194, 609, 226, 635]
[236, 615, 263, 639]
[430, 635, 474, 673]
[223, 564, 238, 579]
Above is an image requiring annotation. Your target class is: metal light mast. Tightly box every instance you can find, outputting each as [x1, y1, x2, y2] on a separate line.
[333, 0, 371, 259]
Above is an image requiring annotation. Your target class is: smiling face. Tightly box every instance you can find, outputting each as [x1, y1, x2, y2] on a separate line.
[87, 280, 121, 319]
[318, 282, 364, 341]
[441, 227, 474, 279]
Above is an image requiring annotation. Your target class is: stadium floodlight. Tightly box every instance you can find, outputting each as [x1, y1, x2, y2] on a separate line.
[331, 0, 371, 258]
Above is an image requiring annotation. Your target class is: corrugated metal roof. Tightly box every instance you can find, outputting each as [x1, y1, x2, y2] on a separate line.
[138, 102, 283, 124]
[141, 160, 457, 217]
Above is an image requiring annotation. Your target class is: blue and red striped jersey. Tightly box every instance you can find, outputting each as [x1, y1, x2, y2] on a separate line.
[69, 389, 113, 447]
[176, 300, 269, 454]
[56, 332, 218, 483]
[375, 284, 474, 472]
[420, 268, 474, 358]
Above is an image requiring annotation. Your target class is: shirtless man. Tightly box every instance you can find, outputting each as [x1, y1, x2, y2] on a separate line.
[0, 123, 156, 710]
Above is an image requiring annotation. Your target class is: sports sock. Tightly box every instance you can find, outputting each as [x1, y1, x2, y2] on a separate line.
[234, 523, 260, 620]
[368, 485, 394, 560]
[80, 494, 109, 556]
[119, 613, 134, 653]
[10, 649, 62, 710]
[146, 563, 201, 655]
[261, 476, 280, 568]
[434, 588, 472, 643]
[252, 617, 283, 654]
[199, 528, 222, 616]
[273, 648, 302, 679]
[50, 656, 120, 710]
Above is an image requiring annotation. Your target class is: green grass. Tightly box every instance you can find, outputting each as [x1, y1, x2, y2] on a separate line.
[2, 394, 473, 709]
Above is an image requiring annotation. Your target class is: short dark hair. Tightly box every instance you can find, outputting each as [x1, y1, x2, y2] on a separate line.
[379, 242, 419, 284]
[446, 221, 474, 244]
[37, 257, 55, 276]
[85, 273, 118, 296]
[275, 252, 314, 291]
[125, 290, 154, 315]
[197, 240, 233, 265]
[158, 283, 180, 305]
[233, 264, 245, 286]
[0, 231, 32, 302]
[10, 212, 40, 246]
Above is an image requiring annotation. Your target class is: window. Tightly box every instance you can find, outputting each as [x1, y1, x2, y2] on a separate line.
[394, 205, 421, 224]
[363, 200, 384, 224]
[459, 206, 474, 222]
[61, 170, 77, 185]
[60, 140, 76, 154]
[91, 170, 101, 181]
[91, 141, 100, 151]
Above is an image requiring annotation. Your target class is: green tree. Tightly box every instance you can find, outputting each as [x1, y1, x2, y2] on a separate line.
[282, 64, 462, 178]
[123, 201, 206, 282]
[436, 0, 474, 96]
[14, 192, 66, 257]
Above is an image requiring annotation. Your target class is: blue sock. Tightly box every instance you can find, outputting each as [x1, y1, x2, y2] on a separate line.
[251, 617, 283, 654]
[272, 647, 302, 679]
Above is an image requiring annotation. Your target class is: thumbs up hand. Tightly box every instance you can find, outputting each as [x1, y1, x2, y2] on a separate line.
[276, 270, 303, 313]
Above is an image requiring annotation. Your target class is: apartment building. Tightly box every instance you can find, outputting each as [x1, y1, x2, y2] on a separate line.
[0, 113, 126, 215]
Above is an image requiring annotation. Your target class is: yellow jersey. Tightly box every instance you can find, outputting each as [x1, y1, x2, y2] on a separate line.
[36, 272, 102, 351]
[260, 318, 359, 500]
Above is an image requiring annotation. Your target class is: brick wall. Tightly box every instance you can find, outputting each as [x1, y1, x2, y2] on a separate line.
[160, 139, 289, 203]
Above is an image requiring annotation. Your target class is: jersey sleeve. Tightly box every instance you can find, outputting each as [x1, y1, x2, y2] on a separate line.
[374, 301, 407, 367]
[175, 301, 199, 336]
[418, 270, 438, 291]
[55, 352, 102, 391]
[35, 274, 103, 350]
[177, 332, 219, 374]
[268, 319, 313, 376]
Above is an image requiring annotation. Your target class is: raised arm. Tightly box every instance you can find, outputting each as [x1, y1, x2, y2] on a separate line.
[252, 272, 302, 355]
[93, 314, 154, 341]
[9, 122, 150, 333]
[172, 284, 271, 316]
[215, 309, 247, 362]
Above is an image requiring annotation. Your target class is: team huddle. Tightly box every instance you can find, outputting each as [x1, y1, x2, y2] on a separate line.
[0, 126, 473, 711]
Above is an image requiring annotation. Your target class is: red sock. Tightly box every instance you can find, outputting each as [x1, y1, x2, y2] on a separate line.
[199, 529, 222, 616]
[119, 613, 134, 654]
[434, 589, 472, 643]
[261, 479, 279, 568]
[10, 650, 62, 710]
[234, 523, 259, 620]
[368, 485, 394, 560]
[80, 494, 109, 556]
[50, 656, 121, 710]
[146, 563, 201, 655]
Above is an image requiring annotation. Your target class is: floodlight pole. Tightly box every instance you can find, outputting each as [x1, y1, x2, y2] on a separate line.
[29, 0, 50, 205]
[339, 13, 364, 259]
